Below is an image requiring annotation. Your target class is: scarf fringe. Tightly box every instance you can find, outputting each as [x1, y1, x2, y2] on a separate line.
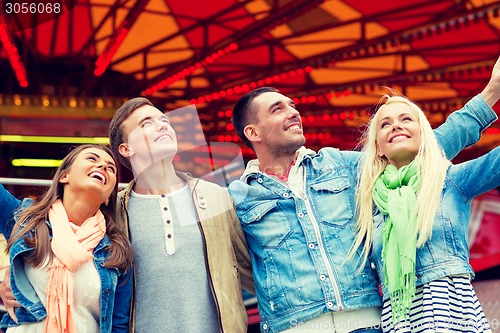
[388, 256, 416, 324]
[46, 263, 74, 332]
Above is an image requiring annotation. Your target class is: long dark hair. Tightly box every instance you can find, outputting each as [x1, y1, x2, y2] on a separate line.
[7, 144, 133, 272]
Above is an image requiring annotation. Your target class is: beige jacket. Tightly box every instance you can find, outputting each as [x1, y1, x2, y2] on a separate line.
[117, 172, 254, 333]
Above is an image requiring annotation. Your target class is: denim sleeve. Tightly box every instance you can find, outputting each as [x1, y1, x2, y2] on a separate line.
[451, 145, 500, 201]
[0, 183, 22, 238]
[340, 150, 363, 168]
[339, 150, 363, 184]
[111, 268, 133, 333]
[434, 95, 497, 160]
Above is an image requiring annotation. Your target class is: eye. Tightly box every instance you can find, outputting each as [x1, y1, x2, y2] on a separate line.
[87, 156, 96, 162]
[380, 121, 390, 129]
[108, 165, 117, 174]
[402, 116, 413, 122]
[141, 120, 153, 127]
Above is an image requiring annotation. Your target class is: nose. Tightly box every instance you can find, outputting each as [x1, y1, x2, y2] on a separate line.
[96, 163, 108, 171]
[155, 118, 168, 131]
[287, 106, 300, 118]
[391, 120, 402, 131]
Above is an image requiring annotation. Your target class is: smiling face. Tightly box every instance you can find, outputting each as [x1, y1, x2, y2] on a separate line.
[118, 104, 178, 174]
[244, 91, 306, 157]
[375, 101, 422, 169]
[59, 147, 117, 204]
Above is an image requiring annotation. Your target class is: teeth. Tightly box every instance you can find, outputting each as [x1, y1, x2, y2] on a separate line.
[89, 171, 106, 184]
[155, 135, 172, 142]
[286, 124, 300, 131]
[391, 135, 407, 143]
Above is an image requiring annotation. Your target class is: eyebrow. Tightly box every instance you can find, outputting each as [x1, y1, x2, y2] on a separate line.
[138, 116, 153, 126]
[379, 112, 413, 123]
[267, 99, 294, 112]
[138, 114, 169, 125]
[87, 152, 117, 168]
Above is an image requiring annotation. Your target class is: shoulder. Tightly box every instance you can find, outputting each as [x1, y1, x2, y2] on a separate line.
[313, 147, 361, 165]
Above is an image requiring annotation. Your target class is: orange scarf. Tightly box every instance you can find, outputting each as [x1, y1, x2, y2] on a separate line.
[45, 199, 106, 333]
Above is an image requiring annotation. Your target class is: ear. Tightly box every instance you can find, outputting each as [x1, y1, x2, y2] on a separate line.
[243, 124, 261, 145]
[376, 144, 384, 157]
[105, 198, 109, 206]
[118, 143, 134, 158]
[59, 172, 69, 184]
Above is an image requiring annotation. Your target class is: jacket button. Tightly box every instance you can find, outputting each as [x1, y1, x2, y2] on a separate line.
[105, 288, 111, 295]
[100, 262, 105, 267]
[103, 316, 107, 321]
[262, 323, 268, 330]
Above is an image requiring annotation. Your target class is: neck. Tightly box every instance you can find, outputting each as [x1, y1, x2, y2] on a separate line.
[256, 150, 298, 177]
[61, 196, 100, 226]
[133, 160, 185, 195]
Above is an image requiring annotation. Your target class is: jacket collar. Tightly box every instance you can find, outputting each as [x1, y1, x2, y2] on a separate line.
[241, 146, 316, 183]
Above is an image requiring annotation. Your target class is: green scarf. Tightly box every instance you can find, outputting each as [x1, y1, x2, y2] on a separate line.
[373, 160, 421, 323]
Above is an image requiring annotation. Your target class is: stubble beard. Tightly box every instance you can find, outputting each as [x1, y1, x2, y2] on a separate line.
[270, 139, 304, 160]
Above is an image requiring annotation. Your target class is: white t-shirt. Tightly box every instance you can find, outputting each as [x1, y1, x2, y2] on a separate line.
[7, 258, 101, 333]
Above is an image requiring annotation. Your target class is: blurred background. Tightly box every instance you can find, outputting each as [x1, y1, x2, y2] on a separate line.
[1, 0, 500, 331]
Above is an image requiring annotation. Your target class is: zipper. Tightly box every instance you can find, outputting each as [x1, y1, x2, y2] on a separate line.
[301, 169, 344, 311]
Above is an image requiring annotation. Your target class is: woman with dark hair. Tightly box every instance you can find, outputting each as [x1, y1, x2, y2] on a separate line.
[0, 144, 133, 333]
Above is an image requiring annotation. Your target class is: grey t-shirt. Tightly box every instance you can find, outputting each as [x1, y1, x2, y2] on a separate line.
[128, 184, 219, 332]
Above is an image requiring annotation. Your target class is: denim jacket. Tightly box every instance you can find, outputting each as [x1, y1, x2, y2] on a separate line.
[0, 185, 132, 333]
[228, 95, 496, 333]
[372, 145, 500, 300]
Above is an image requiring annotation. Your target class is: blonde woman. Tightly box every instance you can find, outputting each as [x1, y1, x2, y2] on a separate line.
[0, 144, 133, 333]
[352, 95, 497, 332]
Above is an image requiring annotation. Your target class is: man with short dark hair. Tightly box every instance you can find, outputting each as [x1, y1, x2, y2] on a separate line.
[228, 57, 500, 333]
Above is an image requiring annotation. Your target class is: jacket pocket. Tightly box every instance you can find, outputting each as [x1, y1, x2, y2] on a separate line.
[309, 177, 354, 228]
[240, 200, 292, 249]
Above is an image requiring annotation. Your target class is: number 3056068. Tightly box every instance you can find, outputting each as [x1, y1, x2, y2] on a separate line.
[4, 2, 61, 14]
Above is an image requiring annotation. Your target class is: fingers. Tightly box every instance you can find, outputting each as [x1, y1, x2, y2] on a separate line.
[0, 268, 20, 323]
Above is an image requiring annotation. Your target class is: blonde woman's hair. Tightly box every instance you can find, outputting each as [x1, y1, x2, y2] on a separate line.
[349, 94, 450, 271]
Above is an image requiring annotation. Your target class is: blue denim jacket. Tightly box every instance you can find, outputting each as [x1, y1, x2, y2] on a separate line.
[228, 95, 496, 333]
[372, 145, 500, 300]
[0, 185, 132, 333]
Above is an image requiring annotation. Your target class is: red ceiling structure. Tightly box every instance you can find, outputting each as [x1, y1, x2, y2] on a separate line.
[1, 0, 500, 162]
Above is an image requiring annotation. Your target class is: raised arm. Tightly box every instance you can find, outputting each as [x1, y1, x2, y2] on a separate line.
[434, 56, 500, 159]
[453, 144, 500, 201]
[0, 183, 22, 238]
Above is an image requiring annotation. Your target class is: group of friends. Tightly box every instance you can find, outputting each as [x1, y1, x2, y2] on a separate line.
[0, 55, 499, 333]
